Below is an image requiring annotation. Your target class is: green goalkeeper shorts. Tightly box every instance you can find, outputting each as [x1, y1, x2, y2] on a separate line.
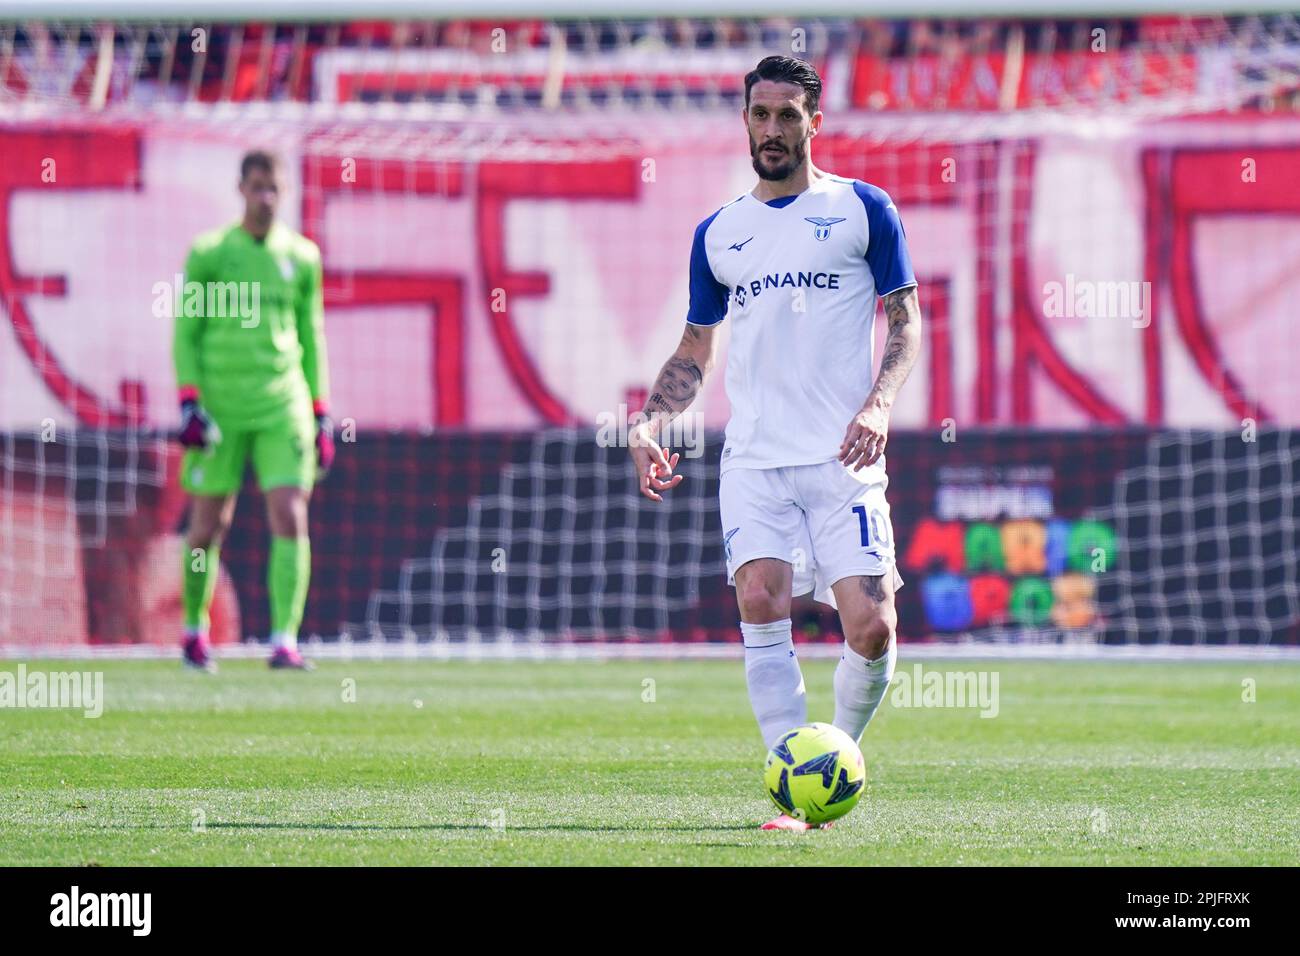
[181, 413, 317, 496]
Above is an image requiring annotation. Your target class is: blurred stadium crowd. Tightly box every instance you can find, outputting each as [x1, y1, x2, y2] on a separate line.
[2, 15, 1297, 110]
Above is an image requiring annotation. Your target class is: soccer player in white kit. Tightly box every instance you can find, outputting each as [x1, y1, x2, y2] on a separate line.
[628, 56, 924, 830]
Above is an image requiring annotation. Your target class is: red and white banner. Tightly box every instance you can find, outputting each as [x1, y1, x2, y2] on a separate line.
[2, 114, 1297, 433]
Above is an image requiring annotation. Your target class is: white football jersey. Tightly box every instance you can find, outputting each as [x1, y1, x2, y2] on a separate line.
[686, 175, 916, 477]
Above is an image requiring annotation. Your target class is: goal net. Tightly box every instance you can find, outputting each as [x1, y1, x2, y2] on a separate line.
[2, 11, 1299, 652]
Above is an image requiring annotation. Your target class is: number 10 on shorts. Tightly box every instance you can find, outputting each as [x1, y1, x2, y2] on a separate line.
[852, 504, 892, 550]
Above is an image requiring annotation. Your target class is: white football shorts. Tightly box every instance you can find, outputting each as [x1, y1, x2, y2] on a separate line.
[719, 459, 903, 609]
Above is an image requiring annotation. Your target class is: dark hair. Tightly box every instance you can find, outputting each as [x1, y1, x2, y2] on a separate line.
[744, 55, 822, 116]
[240, 149, 279, 180]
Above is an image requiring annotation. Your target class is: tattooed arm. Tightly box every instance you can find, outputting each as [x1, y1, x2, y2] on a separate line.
[630, 323, 717, 501]
[838, 286, 923, 471]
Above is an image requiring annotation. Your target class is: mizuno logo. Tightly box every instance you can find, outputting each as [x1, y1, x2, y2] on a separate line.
[729, 237, 754, 251]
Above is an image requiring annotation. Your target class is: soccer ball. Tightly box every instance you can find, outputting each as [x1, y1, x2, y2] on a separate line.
[763, 722, 866, 825]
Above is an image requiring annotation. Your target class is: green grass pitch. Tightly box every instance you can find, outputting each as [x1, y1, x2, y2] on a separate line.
[3, 657, 1298, 866]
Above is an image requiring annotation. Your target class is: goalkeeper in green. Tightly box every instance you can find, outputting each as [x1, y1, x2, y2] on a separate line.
[173, 150, 334, 672]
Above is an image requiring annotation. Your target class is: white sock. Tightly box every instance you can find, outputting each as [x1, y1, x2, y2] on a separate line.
[741, 619, 806, 750]
[832, 638, 897, 743]
[271, 631, 297, 652]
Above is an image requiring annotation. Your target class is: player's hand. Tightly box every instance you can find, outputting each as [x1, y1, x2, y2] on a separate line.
[839, 398, 890, 472]
[314, 412, 335, 475]
[629, 421, 683, 502]
[178, 399, 216, 450]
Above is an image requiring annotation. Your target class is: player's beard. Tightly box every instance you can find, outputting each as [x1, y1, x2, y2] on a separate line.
[750, 134, 807, 182]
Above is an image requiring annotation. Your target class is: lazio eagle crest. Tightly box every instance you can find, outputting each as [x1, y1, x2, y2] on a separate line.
[804, 216, 846, 241]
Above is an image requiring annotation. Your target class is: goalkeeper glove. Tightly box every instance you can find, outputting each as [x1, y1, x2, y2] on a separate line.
[314, 402, 335, 475]
[178, 396, 218, 450]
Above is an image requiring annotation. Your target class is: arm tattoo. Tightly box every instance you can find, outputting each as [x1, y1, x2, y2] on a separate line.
[640, 327, 712, 430]
[869, 288, 923, 407]
[660, 356, 703, 402]
[642, 358, 701, 428]
[883, 287, 915, 333]
[645, 392, 675, 415]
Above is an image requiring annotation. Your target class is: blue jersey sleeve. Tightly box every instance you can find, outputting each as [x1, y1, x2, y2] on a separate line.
[685, 209, 729, 327]
[855, 180, 917, 297]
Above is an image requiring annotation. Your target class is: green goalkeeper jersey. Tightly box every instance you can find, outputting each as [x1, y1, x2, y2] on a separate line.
[173, 221, 329, 431]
